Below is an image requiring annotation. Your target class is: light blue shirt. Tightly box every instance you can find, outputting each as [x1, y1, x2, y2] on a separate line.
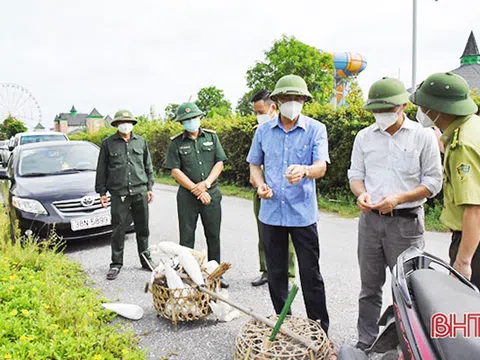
[247, 114, 330, 227]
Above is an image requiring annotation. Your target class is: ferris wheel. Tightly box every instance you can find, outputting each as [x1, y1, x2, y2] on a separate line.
[0, 83, 42, 128]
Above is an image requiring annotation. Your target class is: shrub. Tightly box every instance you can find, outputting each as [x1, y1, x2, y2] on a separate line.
[0, 210, 147, 360]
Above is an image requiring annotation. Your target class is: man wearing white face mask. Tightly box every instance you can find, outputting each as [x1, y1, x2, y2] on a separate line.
[96, 109, 155, 280]
[347, 77, 443, 351]
[247, 75, 331, 334]
[249, 90, 297, 287]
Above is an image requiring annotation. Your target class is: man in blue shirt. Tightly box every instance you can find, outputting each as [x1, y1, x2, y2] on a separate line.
[247, 74, 330, 333]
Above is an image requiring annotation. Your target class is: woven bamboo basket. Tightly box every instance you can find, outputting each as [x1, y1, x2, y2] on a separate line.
[150, 276, 219, 327]
[234, 316, 335, 360]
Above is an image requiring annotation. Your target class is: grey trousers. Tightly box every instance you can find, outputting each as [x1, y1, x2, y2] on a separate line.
[357, 208, 425, 346]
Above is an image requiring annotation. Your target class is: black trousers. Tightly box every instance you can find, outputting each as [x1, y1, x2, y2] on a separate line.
[260, 222, 329, 334]
[450, 231, 480, 289]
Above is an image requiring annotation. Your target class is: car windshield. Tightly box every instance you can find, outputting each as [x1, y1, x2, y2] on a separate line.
[18, 143, 99, 177]
[19, 134, 67, 145]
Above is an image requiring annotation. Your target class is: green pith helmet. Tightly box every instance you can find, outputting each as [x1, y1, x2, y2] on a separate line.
[111, 109, 137, 126]
[176, 102, 204, 122]
[364, 77, 410, 111]
[270, 74, 313, 102]
[410, 72, 478, 116]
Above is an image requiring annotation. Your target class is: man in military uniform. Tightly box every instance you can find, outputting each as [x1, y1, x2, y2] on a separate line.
[411, 72, 480, 288]
[95, 109, 155, 280]
[165, 102, 229, 288]
[250, 89, 297, 287]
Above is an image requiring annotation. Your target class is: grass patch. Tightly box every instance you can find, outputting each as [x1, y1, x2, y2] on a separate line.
[0, 212, 147, 359]
[155, 173, 254, 200]
[156, 175, 447, 232]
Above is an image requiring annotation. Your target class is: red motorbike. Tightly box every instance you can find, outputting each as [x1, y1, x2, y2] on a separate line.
[338, 246, 480, 360]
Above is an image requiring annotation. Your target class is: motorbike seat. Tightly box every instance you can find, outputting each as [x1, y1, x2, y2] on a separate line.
[410, 269, 480, 360]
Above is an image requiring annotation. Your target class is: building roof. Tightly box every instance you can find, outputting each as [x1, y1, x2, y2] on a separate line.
[34, 122, 45, 130]
[56, 112, 88, 126]
[104, 115, 113, 126]
[461, 31, 480, 59]
[88, 108, 103, 118]
[450, 63, 480, 91]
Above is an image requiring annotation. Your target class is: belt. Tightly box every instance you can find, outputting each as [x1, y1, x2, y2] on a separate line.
[372, 206, 420, 218]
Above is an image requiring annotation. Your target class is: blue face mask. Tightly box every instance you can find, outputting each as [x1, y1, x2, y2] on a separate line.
[182, 117, 201, 132]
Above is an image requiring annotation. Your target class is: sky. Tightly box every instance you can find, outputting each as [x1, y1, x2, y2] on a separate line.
[1, 0, 479, 130]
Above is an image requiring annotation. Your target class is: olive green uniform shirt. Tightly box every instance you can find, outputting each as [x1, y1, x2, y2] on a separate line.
[95, 132, 154, 197]
[440, 114, 480, 231]
[164, 128, 227, 183]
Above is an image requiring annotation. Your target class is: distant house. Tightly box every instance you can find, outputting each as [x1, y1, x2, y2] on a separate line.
[54, 106, 110, 134]
[33, 122, 45, 132]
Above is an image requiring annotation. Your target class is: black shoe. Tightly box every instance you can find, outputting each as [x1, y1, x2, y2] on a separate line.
[220, 277, 229, 289]
[354, 341, 370, 351]
[251, 273, 268, 287]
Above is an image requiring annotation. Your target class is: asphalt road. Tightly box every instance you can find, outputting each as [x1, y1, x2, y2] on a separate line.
[65, 184, 451, 360]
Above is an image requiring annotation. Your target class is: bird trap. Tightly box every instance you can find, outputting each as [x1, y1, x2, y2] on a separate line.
[234, 316, 334, 360]
[149, 275, 220, 327]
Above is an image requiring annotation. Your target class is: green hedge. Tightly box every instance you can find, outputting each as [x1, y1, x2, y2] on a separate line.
[71, 105, 374, 196]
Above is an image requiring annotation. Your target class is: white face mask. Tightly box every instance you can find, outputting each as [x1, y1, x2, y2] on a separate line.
[280, 101, 303, 121]
[118, 123, 134, 134]
[256, 114, 271, 125]
[373, 111, 400, 131]
[416, 107, 440, 128]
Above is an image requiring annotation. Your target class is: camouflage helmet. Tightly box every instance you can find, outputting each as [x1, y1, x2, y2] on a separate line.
[410, 72, 478, 116]
[176, 102, 204, 122]
[111, 109, 137, 126]
[270, 74, 313, 102]
[364, 77, 410, 111]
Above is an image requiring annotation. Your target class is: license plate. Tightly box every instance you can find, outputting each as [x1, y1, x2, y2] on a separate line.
[71, 214, 111, 231]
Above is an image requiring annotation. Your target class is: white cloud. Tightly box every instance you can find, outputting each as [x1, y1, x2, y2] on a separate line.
[1, 0, 478, 129]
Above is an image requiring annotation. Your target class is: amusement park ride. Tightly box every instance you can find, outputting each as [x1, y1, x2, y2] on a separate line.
[0, 83, 42, 129]
[327, 51, 367, 106]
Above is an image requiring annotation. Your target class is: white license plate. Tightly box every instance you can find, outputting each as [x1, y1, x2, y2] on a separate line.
[71, 214, 111, 231]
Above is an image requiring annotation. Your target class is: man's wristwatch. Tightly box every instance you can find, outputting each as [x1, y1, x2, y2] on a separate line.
[303, 165, 309, 178]
[205, 181, 211, 189]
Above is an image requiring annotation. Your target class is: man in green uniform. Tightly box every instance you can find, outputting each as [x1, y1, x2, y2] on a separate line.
[165, 102, 229, 288]
[95, 109, 155, 280]
[250, 89, 296, 287]
[411, 72, 480, 288]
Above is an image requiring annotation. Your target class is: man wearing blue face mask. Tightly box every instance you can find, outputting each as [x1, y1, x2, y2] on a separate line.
[347, 77, 443, 351]
[165, 102, 229, 288]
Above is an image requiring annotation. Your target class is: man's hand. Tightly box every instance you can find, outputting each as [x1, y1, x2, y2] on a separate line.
[100, 195, 109, 208]
[357, 192, 372, 213]
[453, 259, 472, 281]
[370, 194, 401, 214]
[191, 181, 208, 197]
[257, 183, 273, 200]
[197, 191, 211, 205]
[285, 165, 306, 185]
[147, 191, 154, 204]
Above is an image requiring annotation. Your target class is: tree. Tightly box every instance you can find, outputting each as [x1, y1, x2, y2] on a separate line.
[235, 91, 255, 117]
[195, 87, 231, 116]
[245, 35, 335, 105]
[164, 103, 179, 121]
[1, 116, 27, 139]
[344, 79, 365, 108]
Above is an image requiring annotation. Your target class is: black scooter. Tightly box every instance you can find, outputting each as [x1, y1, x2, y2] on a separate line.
[338, 246, 480, 360]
